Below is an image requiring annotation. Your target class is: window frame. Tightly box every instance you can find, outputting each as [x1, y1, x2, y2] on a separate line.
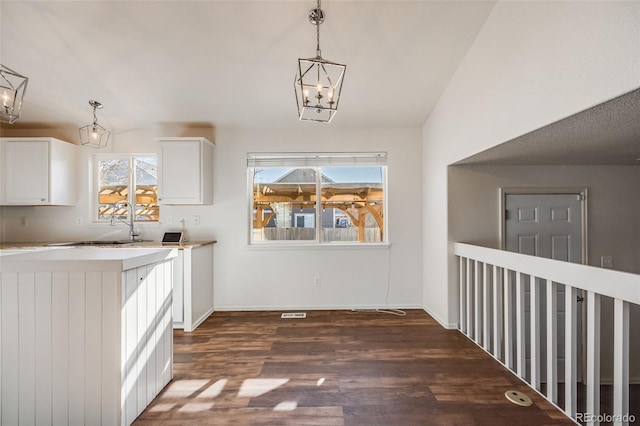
[92, 153, 159, 224]
[247, 152, 389, 246]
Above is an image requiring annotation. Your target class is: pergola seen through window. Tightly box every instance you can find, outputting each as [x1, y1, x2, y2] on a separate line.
[249, 153, 387, 244]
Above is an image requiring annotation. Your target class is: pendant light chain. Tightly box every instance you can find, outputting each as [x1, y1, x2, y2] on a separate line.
[316, 0, 322, 58]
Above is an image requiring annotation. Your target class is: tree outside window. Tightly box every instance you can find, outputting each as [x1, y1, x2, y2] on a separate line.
[96, 155, 159, 222]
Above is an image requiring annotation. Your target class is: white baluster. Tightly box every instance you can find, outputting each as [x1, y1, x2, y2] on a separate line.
[492, 265, 502, 360]
[459, 257, 466, 334]
[530, 276, 540, 390]
[546, 279, 558, 404]
[466, 258, 473, 338]
[516, 272, 525, 377]
[586, 291, 600, 426]
[565, 285, 577, 418]
[613, 298, 629, 426]
[483, 263, 491, 351]
[504, 268, 513, 370]
[475, 261, 482, 345]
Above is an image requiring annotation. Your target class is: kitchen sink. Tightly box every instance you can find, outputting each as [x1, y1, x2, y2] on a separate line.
[46, 240, 137, 246]
[74, 240, 137, 245]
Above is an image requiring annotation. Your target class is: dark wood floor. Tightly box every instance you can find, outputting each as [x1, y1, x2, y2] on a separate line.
[134, 310, 574, 425]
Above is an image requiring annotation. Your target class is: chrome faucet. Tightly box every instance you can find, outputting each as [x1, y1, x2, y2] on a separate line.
[111, 200, 141, 241]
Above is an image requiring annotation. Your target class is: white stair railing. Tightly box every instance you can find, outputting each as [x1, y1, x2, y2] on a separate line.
[455, 243, 640, 426]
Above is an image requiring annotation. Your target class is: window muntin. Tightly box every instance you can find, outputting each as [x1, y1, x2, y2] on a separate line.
[249, 153, 387, 244]
[95, 155, 159, 222]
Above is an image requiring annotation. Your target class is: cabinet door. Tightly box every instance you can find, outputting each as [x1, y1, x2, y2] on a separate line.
[4, 140, 49, 204]
[159, 141, 202, 204]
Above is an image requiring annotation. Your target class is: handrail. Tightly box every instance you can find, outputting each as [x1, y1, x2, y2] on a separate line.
[454, 242, 639, 426]
[454, 243, 640, 304]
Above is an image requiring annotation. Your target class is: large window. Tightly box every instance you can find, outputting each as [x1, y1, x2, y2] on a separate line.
[94, 154, 159, 222]
[248, 153, 387, 244]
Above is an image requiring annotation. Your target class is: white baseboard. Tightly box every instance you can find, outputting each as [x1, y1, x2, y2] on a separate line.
[174, 308, 215, 332]
[189, 307, 215, 332]
[213, 304, 422, 312]
[422, 307, 458, 329]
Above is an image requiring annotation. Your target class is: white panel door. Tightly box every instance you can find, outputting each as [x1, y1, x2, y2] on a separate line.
[506, 193, 582, 262]
[505, 193, 584, 385]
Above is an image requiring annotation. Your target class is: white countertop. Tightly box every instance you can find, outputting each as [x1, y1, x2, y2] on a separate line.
[0, 247, 178, 272]
[0, 240, 216, 250]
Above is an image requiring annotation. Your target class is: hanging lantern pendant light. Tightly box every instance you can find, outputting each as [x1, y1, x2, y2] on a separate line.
[79, 100, 110, 148]
[0, 64, 29, 124]
[294, 0, 346, 123]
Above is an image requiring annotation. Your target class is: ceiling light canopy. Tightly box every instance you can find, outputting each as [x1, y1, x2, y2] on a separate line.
[294, 0, 346, 123]
[79, 100, 110, 148]
[0, 64, 29, 124]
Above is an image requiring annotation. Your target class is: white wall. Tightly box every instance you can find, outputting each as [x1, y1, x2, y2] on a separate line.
[1, 126, 424, 310]
[422, 1, 640, 327]
[210, 127, 423, 310]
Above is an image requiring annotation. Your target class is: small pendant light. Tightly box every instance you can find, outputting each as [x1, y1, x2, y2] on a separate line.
[79, 100, 110, 148]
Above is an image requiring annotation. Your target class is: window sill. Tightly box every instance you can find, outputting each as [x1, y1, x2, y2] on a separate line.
[246, 242, 391, 250]
[87, 222, 161, 229]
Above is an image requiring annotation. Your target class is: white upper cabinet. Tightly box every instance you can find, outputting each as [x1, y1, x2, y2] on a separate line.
[157, 137, 214, 205]
[0, 137, 77, 205]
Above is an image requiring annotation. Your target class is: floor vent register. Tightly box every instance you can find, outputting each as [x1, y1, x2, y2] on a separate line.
[281, 312, 307, 319]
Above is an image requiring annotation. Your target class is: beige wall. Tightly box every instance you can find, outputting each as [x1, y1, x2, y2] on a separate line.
[448, 164, 640, 381]
[448, 165, 640, 274]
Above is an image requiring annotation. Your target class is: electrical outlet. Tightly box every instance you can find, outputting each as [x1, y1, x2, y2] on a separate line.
[192, 215, 200, 226]
[178, 217, 185, 227]
[166, 216, 172, 224]
[601, 256, 614, 268]
[20, 216, 27, 227]
[76, 217, 84, 226]
[313, 276, 321, 287]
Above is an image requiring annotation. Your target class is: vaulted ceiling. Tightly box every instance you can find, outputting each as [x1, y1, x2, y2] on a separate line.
[0, 0, 495, 131]
[2, 1, 638, 165]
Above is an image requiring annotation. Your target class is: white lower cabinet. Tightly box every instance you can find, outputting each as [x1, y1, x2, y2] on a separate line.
[172, 243, 214, 332]
[0, 256, 174, 425]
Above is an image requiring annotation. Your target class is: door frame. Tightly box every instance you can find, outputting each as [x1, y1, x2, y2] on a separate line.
[499, 187, 590, 383]
[498, 187, 589, 264]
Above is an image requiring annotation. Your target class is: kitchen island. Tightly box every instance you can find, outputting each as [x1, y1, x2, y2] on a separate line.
[1, 240, 217, 332]
[0, 247, 177, 426]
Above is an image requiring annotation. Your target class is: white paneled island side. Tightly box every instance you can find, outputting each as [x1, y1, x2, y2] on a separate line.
[0, 247, 178, 426]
